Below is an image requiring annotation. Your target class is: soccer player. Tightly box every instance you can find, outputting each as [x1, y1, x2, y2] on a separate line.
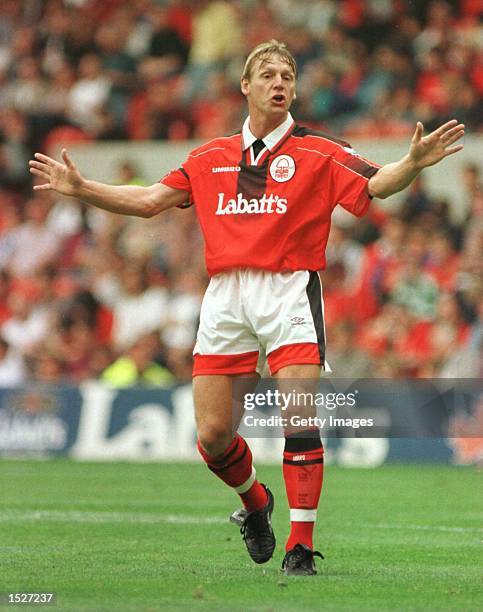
[29, 40, 465, 576]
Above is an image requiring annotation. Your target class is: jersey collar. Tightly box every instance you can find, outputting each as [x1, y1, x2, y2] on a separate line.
[242, 113, 294, 152]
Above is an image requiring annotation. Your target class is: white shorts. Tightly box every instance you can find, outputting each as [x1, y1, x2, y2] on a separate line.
[193, 269, 326, 376]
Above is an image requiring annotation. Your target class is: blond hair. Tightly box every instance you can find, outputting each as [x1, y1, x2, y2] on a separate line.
[242, 39, 297, 81]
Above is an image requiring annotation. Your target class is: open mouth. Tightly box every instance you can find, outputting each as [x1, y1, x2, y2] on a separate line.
[271, 95, 285, 103]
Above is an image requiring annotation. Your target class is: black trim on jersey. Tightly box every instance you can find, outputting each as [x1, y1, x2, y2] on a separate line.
[175, 166, 193, 209]
[236, 156, 269, 202]
[284, 433, 323, 453]
[252, 139, 265, 158]
[283, 457, 324, 466]
[292, 125, 379, 179]
[235, 122, 295, 201]
[306, 271, 325, 365]
[292, 124, 351, 149]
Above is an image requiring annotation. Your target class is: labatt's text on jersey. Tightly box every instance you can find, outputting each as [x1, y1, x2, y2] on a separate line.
[215, 192, 288, 215]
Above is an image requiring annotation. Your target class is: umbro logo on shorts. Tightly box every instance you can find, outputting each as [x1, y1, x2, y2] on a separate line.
[292, 455, 306, 461]
[290, 316, 305, 326]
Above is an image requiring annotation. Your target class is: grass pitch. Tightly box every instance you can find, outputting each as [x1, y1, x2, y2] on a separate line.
[0, 460, 481, 611]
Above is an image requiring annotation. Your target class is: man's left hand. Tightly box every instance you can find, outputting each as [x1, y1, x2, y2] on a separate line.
[409, 119, 465, 170]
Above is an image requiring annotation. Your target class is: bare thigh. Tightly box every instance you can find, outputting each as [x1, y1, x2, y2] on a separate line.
[193, 373, 260, 455]
[275, 364, 321, 437]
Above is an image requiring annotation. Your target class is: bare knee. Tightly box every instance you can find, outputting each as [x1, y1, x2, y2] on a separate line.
[193, 374, 235, 457]
[198, 424, 233, 457]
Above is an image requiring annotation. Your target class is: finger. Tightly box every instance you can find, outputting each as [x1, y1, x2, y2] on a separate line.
[432, 119, 459, 137]
[441, 125, 465, 142]
[443, 130, 465, 147]
[29, 167, 51, 181]
[29, 160, 52, 172]
[33, 183, 52, 191]
[412, 121, 424, 142]
[443, 144, 464, 157]
[34, 152, 56, 167]
[61, 148, 75, 169]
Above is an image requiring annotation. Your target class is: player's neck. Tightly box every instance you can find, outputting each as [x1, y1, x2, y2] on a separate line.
[248, 111, 288, 140]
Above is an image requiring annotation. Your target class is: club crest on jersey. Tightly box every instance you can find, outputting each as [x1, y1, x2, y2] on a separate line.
[270, 154, 296, 183]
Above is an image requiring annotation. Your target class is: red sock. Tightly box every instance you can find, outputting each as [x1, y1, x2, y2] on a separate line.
[197, 434, 268, 512]
[283, 430, 324, 551]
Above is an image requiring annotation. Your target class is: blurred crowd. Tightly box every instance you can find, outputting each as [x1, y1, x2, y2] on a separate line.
[0, 0, 482, 163]
[324, 164, 482, 379]
[0, 155, 207, 385]
[0, 0, 481, 386]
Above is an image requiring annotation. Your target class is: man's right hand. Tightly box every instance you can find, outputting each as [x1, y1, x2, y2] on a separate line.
[29, 148, 84, 197]
[29, 147, 189, 217]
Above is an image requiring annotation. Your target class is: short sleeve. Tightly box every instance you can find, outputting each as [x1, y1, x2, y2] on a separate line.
[160, 165, 193, 208]
[330, 146, 380, 217]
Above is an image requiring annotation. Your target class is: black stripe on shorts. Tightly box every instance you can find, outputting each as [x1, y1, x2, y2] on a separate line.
[306, 271, 326, 365]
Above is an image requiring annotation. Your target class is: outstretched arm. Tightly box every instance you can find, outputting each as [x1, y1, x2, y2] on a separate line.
[367, 119, 465, 199]
[29, 149, 189, 217]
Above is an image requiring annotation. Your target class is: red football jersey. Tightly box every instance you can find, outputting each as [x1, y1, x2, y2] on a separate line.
[161, 115, 380, 276]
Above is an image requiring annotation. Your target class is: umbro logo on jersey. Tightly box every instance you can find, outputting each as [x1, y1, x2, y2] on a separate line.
[212, 166, 241, 173]
[216, 193, 288, 215]
[270, 154, 296, 182]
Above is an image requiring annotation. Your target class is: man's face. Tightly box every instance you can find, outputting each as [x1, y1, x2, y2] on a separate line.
[241, 54, 296, 117]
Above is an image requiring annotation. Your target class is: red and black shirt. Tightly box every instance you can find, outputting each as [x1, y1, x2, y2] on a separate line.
[161, 114, 380, 277]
